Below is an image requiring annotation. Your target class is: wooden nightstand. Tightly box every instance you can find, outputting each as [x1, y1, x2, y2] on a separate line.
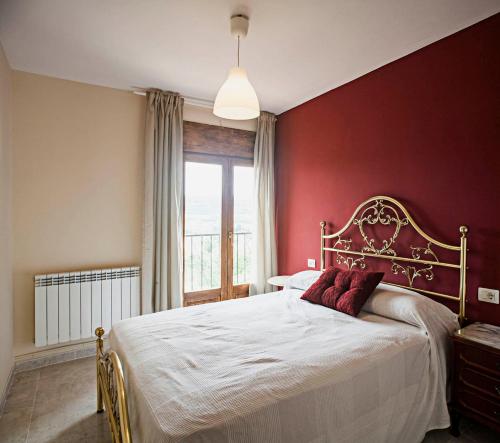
[451, 322, 500, 436]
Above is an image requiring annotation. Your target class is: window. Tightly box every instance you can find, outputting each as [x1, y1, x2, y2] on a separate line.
[183, 122, 255, 306]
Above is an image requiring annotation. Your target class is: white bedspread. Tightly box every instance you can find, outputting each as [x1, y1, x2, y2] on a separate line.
[109, 289, 455, 443]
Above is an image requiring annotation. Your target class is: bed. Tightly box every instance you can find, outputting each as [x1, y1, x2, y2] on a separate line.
[95, 196, 469, 443]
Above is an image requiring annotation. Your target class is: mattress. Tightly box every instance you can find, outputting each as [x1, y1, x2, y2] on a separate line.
[109, 288, 454, 443]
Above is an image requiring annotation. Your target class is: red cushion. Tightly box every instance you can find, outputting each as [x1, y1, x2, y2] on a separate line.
[321, 269, 384, 316]
[300, 267, 340, 305]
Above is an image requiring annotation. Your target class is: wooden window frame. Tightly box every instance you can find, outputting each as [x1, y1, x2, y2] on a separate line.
[182, 122, 255, 307]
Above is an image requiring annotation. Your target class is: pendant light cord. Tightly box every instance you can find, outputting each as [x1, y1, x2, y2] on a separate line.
[237, 35, 240, 67]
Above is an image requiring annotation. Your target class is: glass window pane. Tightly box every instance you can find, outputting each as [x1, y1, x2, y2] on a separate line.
[184, 162, 222, 292]
[233, 166, 254, 284]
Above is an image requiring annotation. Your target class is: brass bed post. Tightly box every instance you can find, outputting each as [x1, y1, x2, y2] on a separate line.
[320, 221, 326, 271]
[458, 226, 468, 326]
[95, 327, 132, 443]
[96, 327, 104, 413]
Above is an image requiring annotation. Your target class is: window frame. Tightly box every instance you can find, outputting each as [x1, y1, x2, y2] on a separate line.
[182, 122, 255, 307]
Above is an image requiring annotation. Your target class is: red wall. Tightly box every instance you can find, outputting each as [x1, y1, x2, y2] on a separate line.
[276, 14, 500, 325]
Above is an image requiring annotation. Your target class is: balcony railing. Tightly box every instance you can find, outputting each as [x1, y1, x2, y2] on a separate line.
[233, 232, 252, 285]
[184, 232, 252, 293]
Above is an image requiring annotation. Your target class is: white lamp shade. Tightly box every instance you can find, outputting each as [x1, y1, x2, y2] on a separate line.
[213, 67, 260, 120]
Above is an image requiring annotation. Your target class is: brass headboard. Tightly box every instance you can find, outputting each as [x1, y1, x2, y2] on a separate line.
[320, 196, 468, 324]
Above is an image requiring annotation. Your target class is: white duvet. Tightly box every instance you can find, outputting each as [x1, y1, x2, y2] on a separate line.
[109, 285, 458, 443]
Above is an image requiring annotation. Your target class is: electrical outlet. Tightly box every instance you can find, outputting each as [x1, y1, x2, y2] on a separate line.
[478, 287, 499, 304]
[307, 259, 316, 268]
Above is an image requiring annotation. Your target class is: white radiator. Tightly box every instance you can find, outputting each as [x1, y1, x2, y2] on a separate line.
[34, 267, 140, 347]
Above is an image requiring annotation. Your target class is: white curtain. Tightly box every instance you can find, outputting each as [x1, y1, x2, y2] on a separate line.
[251, 111, 278, 294]
[142, 90, 184, 313]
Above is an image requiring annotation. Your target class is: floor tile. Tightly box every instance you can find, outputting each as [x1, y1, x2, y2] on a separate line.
[27, 411, 111, 443]
[0, 406, 32, 443]
[12, 369, 40, 386]
[26, 357, 108, 443]
[4, 369, 39, 413]
[38, 357, 94, 381]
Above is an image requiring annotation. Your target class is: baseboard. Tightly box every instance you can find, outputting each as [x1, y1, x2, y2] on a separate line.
[14, 340, 98, 373]
[0, 364, 15, 417]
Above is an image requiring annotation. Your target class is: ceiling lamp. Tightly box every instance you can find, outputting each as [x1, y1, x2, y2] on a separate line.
[213, 15, 260, 120]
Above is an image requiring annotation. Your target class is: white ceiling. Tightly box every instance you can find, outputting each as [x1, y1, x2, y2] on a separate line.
[1, 0, 499, 114]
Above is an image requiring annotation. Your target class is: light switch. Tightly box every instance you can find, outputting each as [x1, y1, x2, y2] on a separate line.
[307, 259, 316, 268]
[478, 287, 499, 304]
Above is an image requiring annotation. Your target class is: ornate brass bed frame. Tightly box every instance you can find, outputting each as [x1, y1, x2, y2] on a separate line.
[95, 327, 132, 443]
[95, 195, 468, 443]
[320, 196, 468, 324]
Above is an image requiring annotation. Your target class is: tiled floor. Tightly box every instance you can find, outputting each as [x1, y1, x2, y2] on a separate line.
[0, 357, 498, 443]
[0, 358, 110, 443]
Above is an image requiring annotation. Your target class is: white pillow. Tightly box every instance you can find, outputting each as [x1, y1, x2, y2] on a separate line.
[362, 283, 458, 330]
[284, 270, 322, 290]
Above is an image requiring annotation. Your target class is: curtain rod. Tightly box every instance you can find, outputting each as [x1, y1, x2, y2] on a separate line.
[132, 90, 213, 109]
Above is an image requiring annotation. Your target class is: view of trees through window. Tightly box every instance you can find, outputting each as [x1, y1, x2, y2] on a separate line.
[184, 162, 253, 293]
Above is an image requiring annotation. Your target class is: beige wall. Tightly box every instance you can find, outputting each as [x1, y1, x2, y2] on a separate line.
[0, 42, 13, 399]
[12, 72, 146, 356]
[11, 72, 257, 358]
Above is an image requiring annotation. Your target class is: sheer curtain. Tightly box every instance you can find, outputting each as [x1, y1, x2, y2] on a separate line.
[252, 111, 278, 294]
[142, 90, 184, 313]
